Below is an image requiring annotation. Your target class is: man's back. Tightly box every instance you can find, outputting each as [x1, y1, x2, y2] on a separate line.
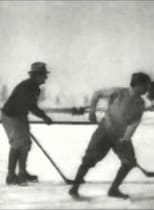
[2, 79, 40, 117]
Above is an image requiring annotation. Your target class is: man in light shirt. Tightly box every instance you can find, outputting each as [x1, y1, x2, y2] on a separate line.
[69, 72, 152, 199]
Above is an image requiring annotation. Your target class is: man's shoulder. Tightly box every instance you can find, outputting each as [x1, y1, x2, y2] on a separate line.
[98, 87, 126, 94]
[107, 87, 127, 92]
[16, 78, 29, 87]
[18, 79, 36, 89]
[11, 79, 32, 95]
[106, 87, 127, 96]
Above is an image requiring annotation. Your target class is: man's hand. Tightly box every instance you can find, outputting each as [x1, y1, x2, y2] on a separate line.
[44, 116, 53, 125]
[145, 105, 154, 111]
[89, 112, 97, 122]
[119, 138, 130, 143]
[72, 107, 85, 115]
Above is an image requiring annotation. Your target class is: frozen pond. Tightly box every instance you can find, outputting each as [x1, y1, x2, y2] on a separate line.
[1, 111, 154, 209]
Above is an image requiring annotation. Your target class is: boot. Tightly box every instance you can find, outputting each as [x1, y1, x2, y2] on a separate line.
[69, 185, 80, 197]
[69, 165, 89, 197]
[108, 188, 129, 199]
[18, 149, 38, 182]
[17, 149, 29, 185]
[6, 174, 18, 185]
[108, 164, 132, 199]
[17, 172, 28, 186]
[6, 148, 19, 185]
[25, 171, 38, 182]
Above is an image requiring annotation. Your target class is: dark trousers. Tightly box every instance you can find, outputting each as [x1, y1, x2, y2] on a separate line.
[73, 123, 137, 190]
[8, 147, 29, 177]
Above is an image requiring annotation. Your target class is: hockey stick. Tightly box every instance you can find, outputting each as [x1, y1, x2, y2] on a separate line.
[137, 164, 154, 177]
[30, 132, 74, 184]
[41, 106, 105, 115]
[29, 121, 96, 125]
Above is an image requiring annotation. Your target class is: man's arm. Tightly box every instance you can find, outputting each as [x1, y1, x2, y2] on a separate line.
[122, 103, 154, 140]
[30, 106, 53, 124]
[120, 121, 140, 142]
[89, 87, 121, 122]
[29, 95, 53, 124]
[119, 98, 145, 142]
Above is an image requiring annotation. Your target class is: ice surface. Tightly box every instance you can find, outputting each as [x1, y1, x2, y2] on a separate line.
[1, 111, 154, 209]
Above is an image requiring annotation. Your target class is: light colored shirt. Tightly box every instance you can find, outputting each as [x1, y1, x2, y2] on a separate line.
[90, 87, 145, 137]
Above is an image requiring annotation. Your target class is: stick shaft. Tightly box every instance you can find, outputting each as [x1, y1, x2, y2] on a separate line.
[0, 120, 97, 125]
[30, 132, 71, 183]
[44, 107, 105, 114]
[31, 121, 97, 125]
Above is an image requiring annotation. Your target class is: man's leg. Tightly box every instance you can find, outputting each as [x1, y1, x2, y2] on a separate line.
[1, 114, 20, 185]
[69, 125, 111, 197]
[18, 148, 29, 184]
[109, 140, 136, 199]
[18, 147, 38, 184]
[108, 163, 133, 199]
[6, 147, 19, 185]
[69, 164, 90, 197]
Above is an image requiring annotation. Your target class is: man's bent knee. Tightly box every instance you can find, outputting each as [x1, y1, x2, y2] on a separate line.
[123, 160, 136, 170]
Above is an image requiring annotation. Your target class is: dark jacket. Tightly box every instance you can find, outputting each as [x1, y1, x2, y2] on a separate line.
[2, 78, 47, 120]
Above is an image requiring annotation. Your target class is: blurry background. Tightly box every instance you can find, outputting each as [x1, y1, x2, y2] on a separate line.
[1, 0, 154, 186]
[0, 1, 154, 113]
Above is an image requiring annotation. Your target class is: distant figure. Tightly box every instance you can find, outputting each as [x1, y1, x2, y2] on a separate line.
[1, 62, 53, 185]
[69, 72, 151, 199]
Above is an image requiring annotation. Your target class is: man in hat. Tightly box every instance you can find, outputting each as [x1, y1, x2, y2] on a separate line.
[1, 62, 53, 185]
[69, 72, 152, 199]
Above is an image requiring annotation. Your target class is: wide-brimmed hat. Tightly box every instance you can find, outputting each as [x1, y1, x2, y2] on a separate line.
[28, 62, 50, 75]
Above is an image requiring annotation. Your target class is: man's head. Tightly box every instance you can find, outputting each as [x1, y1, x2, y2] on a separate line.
[130, 72, 151, 95]
[28, 62, 50, 84]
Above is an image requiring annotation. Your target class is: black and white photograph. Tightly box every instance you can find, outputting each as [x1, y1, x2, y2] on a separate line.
[1, 0, 154, 209]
